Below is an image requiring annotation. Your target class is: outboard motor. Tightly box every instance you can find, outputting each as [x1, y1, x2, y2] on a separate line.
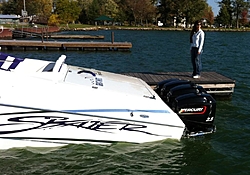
[172, 93, 216, 136]
[154, 79, 179, 95]
[166, 83, 207, 108]
[160, 79, 191, 102]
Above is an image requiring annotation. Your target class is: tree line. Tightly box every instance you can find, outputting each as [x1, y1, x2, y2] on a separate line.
[0, 0, 249, 28]
[216, 0, 250, 28]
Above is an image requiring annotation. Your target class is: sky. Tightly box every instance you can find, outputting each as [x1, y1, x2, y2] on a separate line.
[207, 0, 220, 16]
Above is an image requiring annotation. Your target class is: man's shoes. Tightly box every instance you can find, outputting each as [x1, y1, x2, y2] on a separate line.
[193, 75, 200, 79]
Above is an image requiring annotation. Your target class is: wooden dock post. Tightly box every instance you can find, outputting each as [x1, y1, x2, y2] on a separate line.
[111, 32, 114, 44]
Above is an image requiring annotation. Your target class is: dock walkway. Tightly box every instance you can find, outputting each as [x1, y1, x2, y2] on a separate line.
[12, 30, 104, 39]
[0, 40, 132, 51]
[48, 35, 104, 39]
[123, 71, 235, 96]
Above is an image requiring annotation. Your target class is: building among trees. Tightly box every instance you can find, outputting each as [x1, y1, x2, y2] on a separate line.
[0, 14, 20, 24]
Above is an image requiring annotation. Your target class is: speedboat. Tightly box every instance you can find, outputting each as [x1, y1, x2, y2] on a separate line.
[0, 52, 216, 149]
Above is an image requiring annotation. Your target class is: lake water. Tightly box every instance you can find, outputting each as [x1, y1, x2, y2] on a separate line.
[0, 29, 250, 174]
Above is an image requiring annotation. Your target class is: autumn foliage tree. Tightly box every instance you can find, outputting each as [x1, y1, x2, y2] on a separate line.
[48, 14, 60, 26]
[240, 9, 248, 26]
[125, 0, 156, 26]
[203, 5, 214, 25]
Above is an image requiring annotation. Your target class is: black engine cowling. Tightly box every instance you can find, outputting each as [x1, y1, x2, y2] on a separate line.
[172, 93, 216, 135]
[154, 79, 179, 95]
[155, 79, 217, 137]
[159, 79, 191, 100]
[166, 83, 207, 108]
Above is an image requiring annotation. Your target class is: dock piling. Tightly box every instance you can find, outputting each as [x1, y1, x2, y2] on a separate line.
[111, 32, 114, 44]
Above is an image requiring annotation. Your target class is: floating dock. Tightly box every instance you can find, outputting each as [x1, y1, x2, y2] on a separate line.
[0, 40, 132, 51]
[48, 35, 104, 39]
[123, 72, 235, 97]
[12, 30, 104, 39]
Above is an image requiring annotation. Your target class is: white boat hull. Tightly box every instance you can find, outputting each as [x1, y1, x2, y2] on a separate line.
[0, 106, 184, 149]
[0, 53, 186, 149]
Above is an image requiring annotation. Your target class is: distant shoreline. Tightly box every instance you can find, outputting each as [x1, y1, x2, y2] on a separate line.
[2, 24, 250, 32]
[63, 26, 250, 32]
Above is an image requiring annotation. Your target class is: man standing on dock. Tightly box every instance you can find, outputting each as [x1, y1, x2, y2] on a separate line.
[190, 20, 205, 79]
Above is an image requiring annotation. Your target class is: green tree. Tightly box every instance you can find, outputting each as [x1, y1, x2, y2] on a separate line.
[217, 0, 233, 27]
[157, 0, 208, 27]
[114, 0, 133, 25]
[55, 0, 81, 26]
[232, 0, 250, 28]
[141, 0, 156, 26]
[125, 0, 156, 26]
[30, 0, 53, 24]
[88, 0, 101, 22]
[102, 0, 119, 20]
[172, 0, 185, 27]
[77, 0, 93, 24]
[217, 0, 250, 28]
[36, 0, 53, 19]
[184, 0, 206, 25]
[216, 3, 231, 27]
[1, 0, 18, 15]
[113, 0, 127, 23]
[157, 0, 175, 26]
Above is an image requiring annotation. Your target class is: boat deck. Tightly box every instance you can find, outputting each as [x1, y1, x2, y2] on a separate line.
[123, 72, 235, 96]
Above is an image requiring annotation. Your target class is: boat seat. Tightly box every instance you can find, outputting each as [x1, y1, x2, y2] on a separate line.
[52, 55, 66, 72]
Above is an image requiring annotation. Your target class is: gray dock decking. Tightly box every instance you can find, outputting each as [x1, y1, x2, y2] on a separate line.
[0, 40, 132, 51]
[123, 72, 235, 96]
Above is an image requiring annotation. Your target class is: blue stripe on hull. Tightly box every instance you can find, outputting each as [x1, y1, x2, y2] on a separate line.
[63, 109, 170, 114]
